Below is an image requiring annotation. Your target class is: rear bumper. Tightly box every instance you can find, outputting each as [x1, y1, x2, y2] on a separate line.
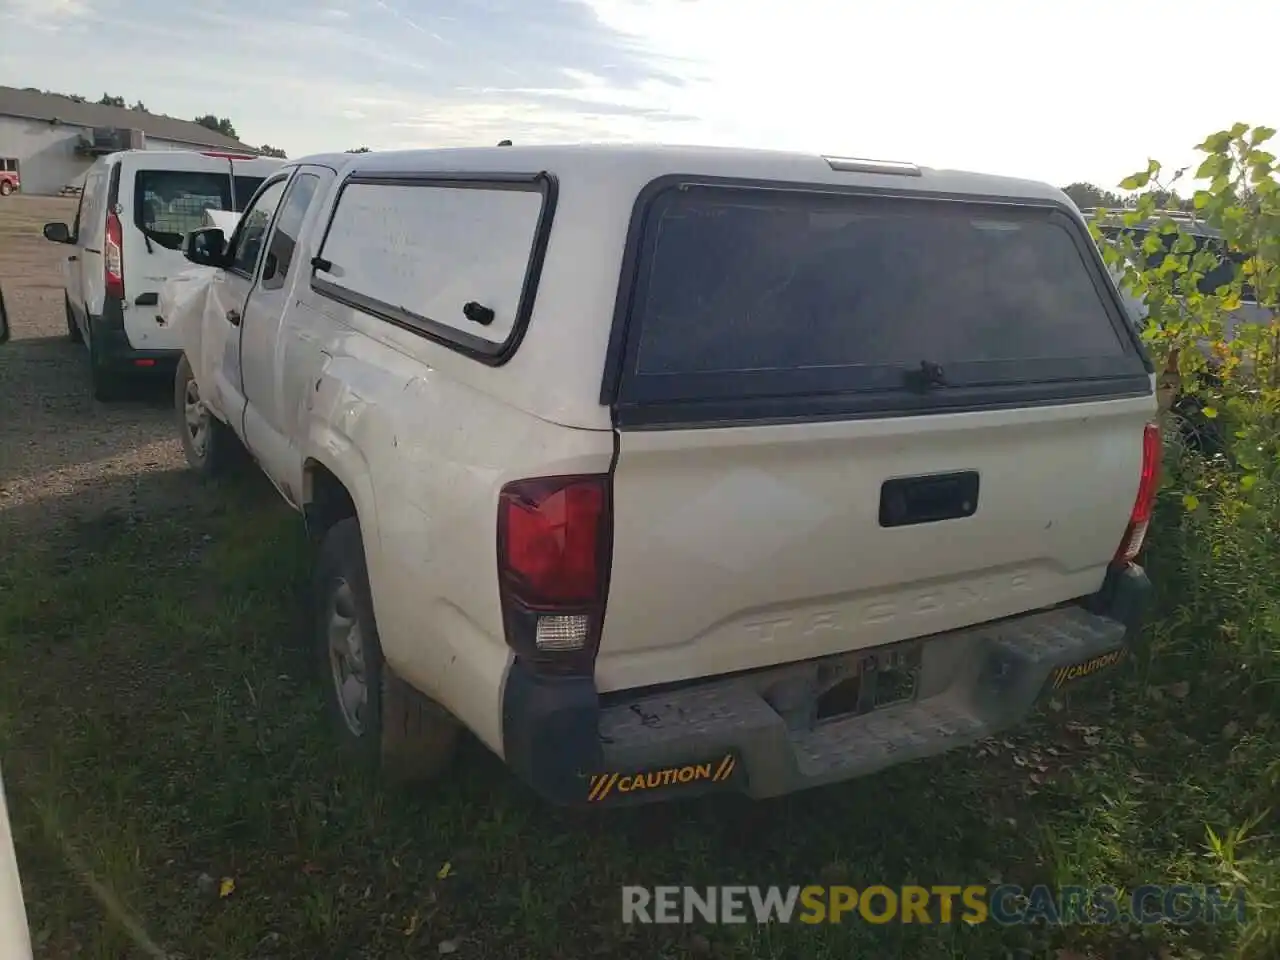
[501, 564, 1152, 807]
[91, 299, 180, 376]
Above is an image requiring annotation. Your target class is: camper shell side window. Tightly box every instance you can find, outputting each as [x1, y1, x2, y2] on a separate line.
[308, 171, 558, 365]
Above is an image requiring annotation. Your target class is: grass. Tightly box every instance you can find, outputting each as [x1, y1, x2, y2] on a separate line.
[0, 465, 1276, 959]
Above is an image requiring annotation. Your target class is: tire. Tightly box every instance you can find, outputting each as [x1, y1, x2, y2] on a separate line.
[86, 318, 127, 402]
[175, 353, 243, 476]
[0, 182, 12, 197]
[314, 518, 459, 782]
[65, 296, 82, 344]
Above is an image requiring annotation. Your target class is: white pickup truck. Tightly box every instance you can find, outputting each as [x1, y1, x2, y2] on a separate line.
[170, 145, 1159, 806]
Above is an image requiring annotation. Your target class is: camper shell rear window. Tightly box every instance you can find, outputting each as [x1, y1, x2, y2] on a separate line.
[605, 179, 1153, 427]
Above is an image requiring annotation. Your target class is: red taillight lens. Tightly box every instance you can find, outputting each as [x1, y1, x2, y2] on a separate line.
[503, 481, 604, 603]
[1113, 423, 1162, 567]
[497, 475, 612, 675]
[104, 211, 125, 300]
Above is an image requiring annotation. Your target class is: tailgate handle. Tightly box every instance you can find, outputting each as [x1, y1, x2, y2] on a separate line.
[879, 471, 979, 528]
[135, 293, 158, 306]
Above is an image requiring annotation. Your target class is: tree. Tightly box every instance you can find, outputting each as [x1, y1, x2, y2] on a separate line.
[97, 93, 125, 108]
[1063, 182, 1127, 210]
[194, 115, 239, 139]
[130, 101, 148, 113]
[1145, 188, 1196, 212]
[346, 146, 372, 153]
[258, 145, 288, 159]
[1093, 123, 1278, 474]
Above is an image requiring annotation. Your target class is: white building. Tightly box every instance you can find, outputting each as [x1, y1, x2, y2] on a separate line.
[0, 86, 261, 196]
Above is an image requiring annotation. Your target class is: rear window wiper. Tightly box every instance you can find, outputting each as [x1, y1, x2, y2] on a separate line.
[903, 359, 947, 392]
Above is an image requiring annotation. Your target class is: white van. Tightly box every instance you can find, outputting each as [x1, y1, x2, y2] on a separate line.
[42, 150, 283, 400]
[174, 146, 1159, 807]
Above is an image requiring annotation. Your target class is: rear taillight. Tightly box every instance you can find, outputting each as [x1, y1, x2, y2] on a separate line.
[1113, 423, 1162, 568]
[497, 475, 612, 676]
[104, 210, 124, 300]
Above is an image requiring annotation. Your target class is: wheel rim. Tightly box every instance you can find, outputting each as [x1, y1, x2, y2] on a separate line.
[327, 579, 369, 737]
[183, 378, 210, 459]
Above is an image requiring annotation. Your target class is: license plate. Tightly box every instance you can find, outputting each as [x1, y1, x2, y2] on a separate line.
[815, 643, 922, 720]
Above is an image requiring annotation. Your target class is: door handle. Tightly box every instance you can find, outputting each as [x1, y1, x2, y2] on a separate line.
[68, 255, 78, 262]
[226, 308, 241, 326]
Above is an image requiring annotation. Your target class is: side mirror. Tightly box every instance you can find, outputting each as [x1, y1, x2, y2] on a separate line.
[0, 284, 10, 344]
[42, 222, 71, 244]
[184, 227, 226, 266]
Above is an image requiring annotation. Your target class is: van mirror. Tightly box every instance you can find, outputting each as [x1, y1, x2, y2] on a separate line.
[184, 227, 226, 266]
[42, 222, 71, 244]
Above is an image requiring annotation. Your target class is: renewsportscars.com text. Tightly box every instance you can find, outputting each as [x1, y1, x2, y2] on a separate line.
[621, 884, 1247, 926]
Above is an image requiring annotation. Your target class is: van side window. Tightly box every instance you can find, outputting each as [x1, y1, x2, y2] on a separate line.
[228, 178, 288, 277]
[310, 174, 555, 362]
[260, 174, 320, 291]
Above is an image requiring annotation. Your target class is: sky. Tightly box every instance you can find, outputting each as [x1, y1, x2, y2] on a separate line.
[0, 0, 1276, 188]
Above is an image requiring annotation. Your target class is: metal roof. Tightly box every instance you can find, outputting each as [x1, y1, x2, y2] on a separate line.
[0, 86, 258, 153]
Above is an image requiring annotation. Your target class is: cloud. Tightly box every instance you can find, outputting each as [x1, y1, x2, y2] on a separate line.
[0, 0, 698, 154]
[371, 0, 448, 43]
[1, 0, 1273, 186]
[0, 0, 94, 31]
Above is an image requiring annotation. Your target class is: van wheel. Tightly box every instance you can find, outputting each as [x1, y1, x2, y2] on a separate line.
[176, 354, 243, 477]
[65, 296, 82, 344]
[314, 518, 459, 782]
[0, 182, 12, 197]
[86, 320, 126, 402]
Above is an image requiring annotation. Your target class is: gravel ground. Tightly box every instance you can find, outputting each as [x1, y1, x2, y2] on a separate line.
[0, 195, 191, 549]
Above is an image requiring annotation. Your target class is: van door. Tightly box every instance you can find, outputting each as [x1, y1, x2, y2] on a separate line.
[202, 175, 290, 442]
[121, 152, 234, 351]
[238, 168, 327, 502]
[73, 161, 112, 338]
[62, 174, 89, 331]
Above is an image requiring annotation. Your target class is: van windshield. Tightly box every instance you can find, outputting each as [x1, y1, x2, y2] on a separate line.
[134, 170, 232, 250]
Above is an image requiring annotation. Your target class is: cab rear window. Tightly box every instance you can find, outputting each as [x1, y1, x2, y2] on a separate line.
[610, 183, 1150, 424]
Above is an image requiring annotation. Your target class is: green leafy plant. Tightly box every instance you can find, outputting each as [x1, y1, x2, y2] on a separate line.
[1097, 125, 1280, 958]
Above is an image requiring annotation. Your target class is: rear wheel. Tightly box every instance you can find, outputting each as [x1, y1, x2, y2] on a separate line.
[0, 182, 12, 198]
[175, 353, 243, 476]
[314, 518, 459, 782]
[64, 296, 82, 344]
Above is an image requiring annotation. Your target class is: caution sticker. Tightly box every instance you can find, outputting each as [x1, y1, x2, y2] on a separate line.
[1048, 648, 1126, 690]
[588, 753, 738, 802]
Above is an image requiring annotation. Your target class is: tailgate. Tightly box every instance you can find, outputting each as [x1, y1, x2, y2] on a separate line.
[595, 179, 1155, 693]
[599, 397, 1150, 692]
